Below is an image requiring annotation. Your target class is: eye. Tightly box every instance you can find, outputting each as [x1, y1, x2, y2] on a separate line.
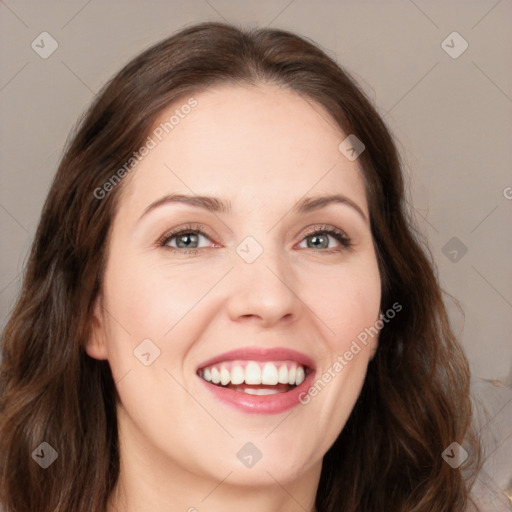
[297, 225, 352, 252]
[157, 224, 215, 254]
[157, 223, 352, 255]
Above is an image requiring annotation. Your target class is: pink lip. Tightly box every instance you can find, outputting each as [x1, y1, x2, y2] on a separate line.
[196, 347, 316, 415]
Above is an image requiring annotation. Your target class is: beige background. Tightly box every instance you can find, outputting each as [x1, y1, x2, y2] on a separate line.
[1, 0, 511, 502]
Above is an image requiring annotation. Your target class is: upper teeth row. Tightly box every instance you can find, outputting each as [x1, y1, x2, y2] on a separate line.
[200, 361, 306, 386]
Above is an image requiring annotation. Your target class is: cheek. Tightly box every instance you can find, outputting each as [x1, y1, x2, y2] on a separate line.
[101, 251, 232, 384]
[104, 253, 217, 338]
[295, 254, 381, 438]
[302, 256, 382, 346]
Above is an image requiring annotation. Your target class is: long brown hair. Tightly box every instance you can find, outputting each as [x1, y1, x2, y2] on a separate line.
[0, 21, 481, 511]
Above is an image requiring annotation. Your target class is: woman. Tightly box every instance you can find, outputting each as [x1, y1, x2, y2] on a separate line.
[0, 21, 482, 511]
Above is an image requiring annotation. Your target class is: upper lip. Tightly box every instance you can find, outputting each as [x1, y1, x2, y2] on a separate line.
[196, 347, 316, 371]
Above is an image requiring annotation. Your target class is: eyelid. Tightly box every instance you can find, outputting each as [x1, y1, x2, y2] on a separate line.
[156, 223, 353, 253]
[299, 224, 352, 250]
[156, 223, 216, 248]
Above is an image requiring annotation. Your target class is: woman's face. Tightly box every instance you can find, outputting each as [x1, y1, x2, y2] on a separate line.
[87, 83, 381, 493]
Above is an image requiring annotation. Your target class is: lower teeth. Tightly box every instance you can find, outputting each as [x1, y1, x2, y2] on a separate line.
[217, 382, 293, 395]
[240, 388, 281, 395]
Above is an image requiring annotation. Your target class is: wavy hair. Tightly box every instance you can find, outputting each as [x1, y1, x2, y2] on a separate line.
[0, 21, 481, 512]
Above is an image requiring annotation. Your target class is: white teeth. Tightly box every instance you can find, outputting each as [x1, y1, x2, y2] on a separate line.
[278, 365, 288, 384]
[288, 365, 297, 385]
[261, 362, 279, 385]
[200, 360, 308, 388]
[295, 366, 305, 386]
[243, 388, 281, 395]
[220, 367, 230, 386]
[230, 365, 245, 385]
[245, 362, 261, 385]
[211, 367, 221, 384]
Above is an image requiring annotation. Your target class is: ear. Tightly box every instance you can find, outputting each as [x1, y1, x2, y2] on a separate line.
[85, 295, 109, 360]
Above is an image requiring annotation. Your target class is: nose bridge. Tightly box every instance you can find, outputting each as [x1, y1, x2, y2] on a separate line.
[227, 233, 301, 325]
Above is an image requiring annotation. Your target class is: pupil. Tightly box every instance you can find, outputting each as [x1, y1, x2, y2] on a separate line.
[178, 233, 197, 248]
[310, 235, 327, 249]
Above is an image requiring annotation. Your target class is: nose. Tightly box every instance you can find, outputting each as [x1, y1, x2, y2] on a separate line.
[226, 244, 302, 328]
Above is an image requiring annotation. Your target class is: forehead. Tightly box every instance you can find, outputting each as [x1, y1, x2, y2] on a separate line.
[120, 83, 368, 217]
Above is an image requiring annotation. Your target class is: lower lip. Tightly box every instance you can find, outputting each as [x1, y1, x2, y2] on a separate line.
[198, 371, 316, 415]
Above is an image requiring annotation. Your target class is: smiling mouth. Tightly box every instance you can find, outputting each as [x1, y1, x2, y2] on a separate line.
[198, 360, 309, 395]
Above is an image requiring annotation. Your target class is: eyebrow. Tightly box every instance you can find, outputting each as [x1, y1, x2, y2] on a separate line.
[139, 193, 368, 223]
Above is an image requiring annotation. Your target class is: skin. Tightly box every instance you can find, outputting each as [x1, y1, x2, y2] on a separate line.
[86, 83, 382, 512]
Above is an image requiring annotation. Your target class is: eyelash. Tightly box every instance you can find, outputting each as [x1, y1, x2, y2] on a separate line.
[156, 223, 353, 256]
